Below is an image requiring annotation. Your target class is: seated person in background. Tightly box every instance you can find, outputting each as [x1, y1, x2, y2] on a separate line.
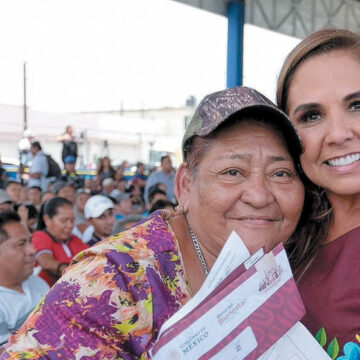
[13, 204, 38, 233]
[114, 192, 133, 220]
[60, 155, 84, 189]
[33, 197, 88, 286]
[133, 162, 147, 190]
[0, 211, 49, 348]
[27, 186, 41, 212]
[82, 195, 116, 246]
[0, 191, 13, 213]
[5, 182, 21, 206]
[148, 187, 167, 206]
[128, 181, 145, 214]
[115, 176, 127, 193]
[144, 155, 176, 204]
[145, 186, 168, 215]
[102, 178, 116, 196]
[53, 181, 76, 204]
[72, 189, 91, 238]
[149, 199, 175, 214]
[112, 214, 145, 235]
[18, 185, 28, 205]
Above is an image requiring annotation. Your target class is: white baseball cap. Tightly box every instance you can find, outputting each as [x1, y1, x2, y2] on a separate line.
[84, 195, 114, 219]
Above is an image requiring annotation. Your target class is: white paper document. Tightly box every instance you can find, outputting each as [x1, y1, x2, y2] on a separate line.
[151, 232, 331, 360]
[259, 322, 331, 360]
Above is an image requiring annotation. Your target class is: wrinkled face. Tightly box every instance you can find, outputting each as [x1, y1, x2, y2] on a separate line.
[75, 192, 90, 212]
[178, 120, 305, 255]
[28, 187, 41, 205]
[6, 183, 21, 204]
[0, 222, 35, 283]
[45, 205, 75, 241]
[287, 50, 360, 197]
[89, 208, 115, 238]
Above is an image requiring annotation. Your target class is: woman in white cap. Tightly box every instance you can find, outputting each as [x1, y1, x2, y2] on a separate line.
[1, 87, 312, 359]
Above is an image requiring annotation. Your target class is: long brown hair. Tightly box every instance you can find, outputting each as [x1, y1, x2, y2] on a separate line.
[276, 29, 360, 274]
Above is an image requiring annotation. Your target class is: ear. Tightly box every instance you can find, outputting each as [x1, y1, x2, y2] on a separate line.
[43, 214, 52, 228]
[175, 163, 192, 212]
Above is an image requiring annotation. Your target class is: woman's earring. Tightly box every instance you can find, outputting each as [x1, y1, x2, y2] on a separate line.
[180, 205, 185, 215]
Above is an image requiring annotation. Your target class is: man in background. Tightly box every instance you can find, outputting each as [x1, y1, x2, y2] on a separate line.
[5, 181, 21, 205]
[82, 195, 115, 246]
[0, 211, 49, 348]
[57, 125, 78, 166]
[28, 142, 49, 193]
[144, 155, 176, 204]
[27, 186, 42, 212]
[60, 155, 84, 189]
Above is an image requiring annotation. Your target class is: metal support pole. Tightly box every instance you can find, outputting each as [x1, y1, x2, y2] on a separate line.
[226, 0, 245, 88]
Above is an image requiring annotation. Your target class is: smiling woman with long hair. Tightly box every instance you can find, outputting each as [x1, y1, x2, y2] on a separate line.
[277, 28, 360, 355]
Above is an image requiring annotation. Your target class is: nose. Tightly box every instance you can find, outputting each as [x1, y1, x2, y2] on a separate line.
[240, 174, 275, 208]
[325, 113, 354, 146]
[27, 241, 36, 256]
[106, 215, 115, 227]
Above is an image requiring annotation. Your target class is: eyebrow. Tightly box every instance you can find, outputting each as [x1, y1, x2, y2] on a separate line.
[293, 90, 360, 115]
[343, 90, 360, 102]
[215, 153, 291, 162]
[293, 103, 321, 115]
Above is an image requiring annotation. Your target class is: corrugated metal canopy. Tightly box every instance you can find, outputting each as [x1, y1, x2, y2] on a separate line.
[171, 0, 360, 38]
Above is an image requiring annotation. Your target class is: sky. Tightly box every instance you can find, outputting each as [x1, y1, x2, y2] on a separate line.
[0, 0, 300, 113]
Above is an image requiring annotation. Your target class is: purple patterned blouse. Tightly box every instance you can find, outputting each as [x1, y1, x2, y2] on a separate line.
[1, 211, 192, 359]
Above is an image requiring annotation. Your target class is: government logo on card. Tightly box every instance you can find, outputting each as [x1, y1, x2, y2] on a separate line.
[256, 251, 283, 292]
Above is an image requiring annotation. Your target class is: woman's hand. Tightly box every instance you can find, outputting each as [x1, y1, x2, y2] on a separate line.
[37, 253, 68, 279]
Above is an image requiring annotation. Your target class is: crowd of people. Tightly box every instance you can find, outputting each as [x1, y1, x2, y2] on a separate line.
[0, 28, 359, 359]
[0, 149, 177, 348]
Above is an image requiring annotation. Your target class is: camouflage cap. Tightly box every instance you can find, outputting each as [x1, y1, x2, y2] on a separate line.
[182, 86, 302, 161]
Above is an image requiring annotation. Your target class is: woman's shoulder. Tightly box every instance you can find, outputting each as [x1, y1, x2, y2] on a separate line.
[74, 210, 178, 264]
[32, 230, 52, 244]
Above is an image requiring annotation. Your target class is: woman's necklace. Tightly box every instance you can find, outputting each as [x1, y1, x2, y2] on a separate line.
[188, 226, 209, 276]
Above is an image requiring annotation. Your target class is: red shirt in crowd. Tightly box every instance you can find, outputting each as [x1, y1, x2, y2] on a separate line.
[32, 230, 88, 286]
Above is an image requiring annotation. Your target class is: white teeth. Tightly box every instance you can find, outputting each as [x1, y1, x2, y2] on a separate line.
[327, 154, 360, 166]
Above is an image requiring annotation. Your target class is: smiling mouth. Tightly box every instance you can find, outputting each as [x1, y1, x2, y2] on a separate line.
[326, 153, 360, 167]
[235, 217, 277, 224]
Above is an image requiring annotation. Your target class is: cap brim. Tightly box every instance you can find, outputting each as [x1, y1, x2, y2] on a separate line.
[183, 103, 302, 161]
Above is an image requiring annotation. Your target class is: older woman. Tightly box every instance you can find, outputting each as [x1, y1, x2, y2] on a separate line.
[277, 29, 360, 356]
[1, 87, 307, 359]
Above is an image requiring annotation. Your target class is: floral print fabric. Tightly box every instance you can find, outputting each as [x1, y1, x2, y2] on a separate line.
[1, 211, 192, 359]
